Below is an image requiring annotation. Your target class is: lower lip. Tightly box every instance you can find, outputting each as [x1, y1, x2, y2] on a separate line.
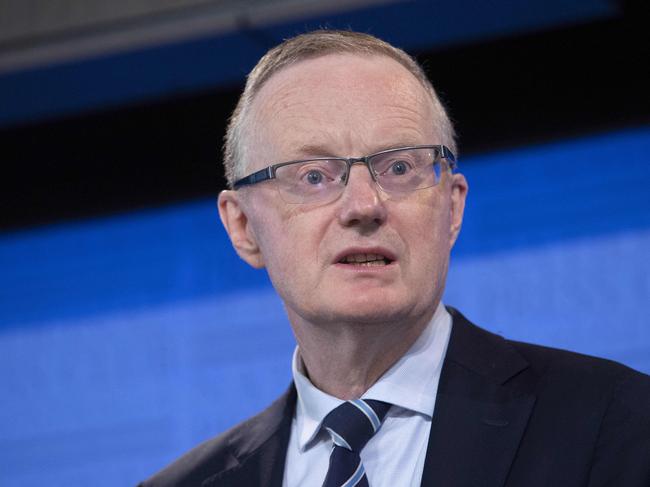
[333, 261, 396, 272]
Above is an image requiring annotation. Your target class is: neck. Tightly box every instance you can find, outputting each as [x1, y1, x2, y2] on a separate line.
[289, 307, 435, 400]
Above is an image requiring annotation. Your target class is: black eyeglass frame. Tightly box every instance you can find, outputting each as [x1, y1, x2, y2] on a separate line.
[232, 144, 457, 190]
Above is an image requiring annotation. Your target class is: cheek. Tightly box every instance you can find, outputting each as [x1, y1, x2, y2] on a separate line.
[398, 196, 452, 268]
[255, 206, 328, 278]
[257, 218, 293, 268]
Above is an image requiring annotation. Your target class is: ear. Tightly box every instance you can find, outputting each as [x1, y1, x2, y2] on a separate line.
[218, 190, 265, 269]
[449, 173, 468, 248]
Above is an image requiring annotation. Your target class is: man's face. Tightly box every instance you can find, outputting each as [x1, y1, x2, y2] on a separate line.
[220, 53, 467, 328]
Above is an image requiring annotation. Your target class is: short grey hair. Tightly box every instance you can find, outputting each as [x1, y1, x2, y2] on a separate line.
[222, 29, 457, 188]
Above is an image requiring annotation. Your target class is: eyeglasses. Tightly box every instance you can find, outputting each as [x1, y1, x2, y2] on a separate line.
[233, 145, 456, 204]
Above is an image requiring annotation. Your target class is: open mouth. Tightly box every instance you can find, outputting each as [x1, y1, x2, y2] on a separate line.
[338, 253, 393, 266]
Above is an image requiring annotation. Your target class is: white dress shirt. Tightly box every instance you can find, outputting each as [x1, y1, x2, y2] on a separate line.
[282, 302, 452, 487]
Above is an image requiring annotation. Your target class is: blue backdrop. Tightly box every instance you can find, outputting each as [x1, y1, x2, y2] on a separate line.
[1, 126, 649, 486]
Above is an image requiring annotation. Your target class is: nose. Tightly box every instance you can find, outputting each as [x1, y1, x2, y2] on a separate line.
[337, 164, 387, 231]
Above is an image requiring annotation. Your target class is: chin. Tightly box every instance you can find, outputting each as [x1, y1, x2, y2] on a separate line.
[318, 298, 417, 326]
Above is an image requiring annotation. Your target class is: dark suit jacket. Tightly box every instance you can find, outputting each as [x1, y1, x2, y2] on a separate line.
[140, 308, 650, 486]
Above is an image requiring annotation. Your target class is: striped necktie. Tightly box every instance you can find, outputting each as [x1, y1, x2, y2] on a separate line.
[321, 399, 391, 487]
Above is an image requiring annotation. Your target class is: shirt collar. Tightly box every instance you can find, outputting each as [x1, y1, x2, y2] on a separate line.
[291, 302, 452, 451]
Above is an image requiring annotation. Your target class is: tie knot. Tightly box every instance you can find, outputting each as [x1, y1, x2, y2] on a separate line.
[321, 399, 391, 452]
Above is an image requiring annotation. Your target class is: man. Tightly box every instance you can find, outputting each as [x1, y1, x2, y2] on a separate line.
[140, 30, 650, 486]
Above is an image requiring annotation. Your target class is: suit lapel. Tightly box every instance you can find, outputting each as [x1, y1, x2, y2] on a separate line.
[421, 309, 536, 487]
[202, 386, 296, 487]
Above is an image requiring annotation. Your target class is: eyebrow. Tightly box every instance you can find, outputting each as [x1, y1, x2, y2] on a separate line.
[293, 140, 425, 159]
[293, 143, 336, 158]
[371, 141, 424, 153]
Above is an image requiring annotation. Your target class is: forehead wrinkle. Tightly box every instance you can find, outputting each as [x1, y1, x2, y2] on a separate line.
[252, 76, 338, 133]
[255, 89, 314, 131]
[381, 100, 432, 120]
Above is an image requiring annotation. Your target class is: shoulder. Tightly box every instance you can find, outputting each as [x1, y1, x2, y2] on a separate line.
[137, 429, 235, 487]
[506, 332, 650, 483]
[138, 386, 296, 487]
[507, 337, 650, 430]
[446, 306, 650, 431]
[447, 307, 650, 481]
[507, 335, 650, 415]
[447, 306, 650, 396]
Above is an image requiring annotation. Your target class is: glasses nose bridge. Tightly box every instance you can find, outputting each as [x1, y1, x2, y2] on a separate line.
[343, 155, 377, 185]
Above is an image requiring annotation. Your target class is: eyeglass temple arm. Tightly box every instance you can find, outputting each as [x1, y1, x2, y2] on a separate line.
[233, 166, 274, 189]
[440, 145, 457, 170]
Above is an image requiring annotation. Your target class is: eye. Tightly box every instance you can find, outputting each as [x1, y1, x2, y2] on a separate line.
[389, 160, 410, 176]
[305, 169, 324, 185]
[291, 160, 343, 187]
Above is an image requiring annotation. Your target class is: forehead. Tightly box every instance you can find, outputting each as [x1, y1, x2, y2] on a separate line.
[247, 53, 438, 163]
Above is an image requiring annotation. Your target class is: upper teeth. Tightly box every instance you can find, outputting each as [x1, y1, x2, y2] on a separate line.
[342, 253, 385, 263]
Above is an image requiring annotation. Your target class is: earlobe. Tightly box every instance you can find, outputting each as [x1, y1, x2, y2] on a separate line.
[449, 174, 468, 248]
[217, 190, 265, 269]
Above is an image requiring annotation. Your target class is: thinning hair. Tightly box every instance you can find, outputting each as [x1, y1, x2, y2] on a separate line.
[222, 29, 456, 188]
